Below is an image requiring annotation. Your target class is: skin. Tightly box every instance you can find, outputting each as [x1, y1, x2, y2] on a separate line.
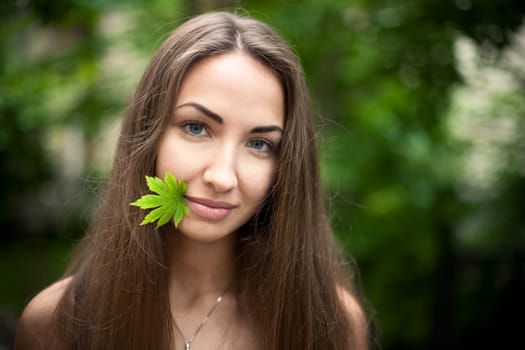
[157, 51, 284, 348]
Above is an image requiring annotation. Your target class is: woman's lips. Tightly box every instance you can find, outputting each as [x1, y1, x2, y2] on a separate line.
[185, 196, 236, 221]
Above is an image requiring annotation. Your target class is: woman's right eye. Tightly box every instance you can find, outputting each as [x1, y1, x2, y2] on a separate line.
[181, 121, 208, 137]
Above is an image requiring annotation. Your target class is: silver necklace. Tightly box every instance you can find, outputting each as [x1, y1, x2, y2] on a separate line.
[173, 293, 226, 350]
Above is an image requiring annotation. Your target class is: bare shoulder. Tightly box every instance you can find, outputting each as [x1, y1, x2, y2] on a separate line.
[15, 277, 72, 350]
[337, 285, 369, 350]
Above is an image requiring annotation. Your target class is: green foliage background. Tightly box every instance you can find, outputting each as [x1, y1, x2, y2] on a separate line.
[1, 0, 524, 349]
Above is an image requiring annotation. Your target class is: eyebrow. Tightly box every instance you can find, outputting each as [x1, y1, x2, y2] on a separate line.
[176, 102, 223, 124]
[251, 125, 283, 134]
[176, 101, 283, 134]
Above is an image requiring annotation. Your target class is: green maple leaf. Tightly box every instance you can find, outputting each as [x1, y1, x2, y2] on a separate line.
[130, 172, 190, 228]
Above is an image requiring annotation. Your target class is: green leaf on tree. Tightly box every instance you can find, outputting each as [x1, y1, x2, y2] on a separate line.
[130, 172, 190, 228]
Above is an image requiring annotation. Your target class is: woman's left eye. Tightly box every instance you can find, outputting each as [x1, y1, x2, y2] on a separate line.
[247, 139, 274, 154]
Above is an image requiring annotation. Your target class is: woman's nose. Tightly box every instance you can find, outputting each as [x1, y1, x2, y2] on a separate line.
[202, 145, 238, 193]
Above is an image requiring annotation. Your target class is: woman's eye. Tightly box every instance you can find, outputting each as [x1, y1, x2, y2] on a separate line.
[182, 122, 208, 137]
[247, 139, 274, 154]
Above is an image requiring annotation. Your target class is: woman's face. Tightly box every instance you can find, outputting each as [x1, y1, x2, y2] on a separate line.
[156, 51, 284, 243]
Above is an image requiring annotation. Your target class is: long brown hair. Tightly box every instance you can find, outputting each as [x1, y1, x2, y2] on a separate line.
[54, 11, 366, 350]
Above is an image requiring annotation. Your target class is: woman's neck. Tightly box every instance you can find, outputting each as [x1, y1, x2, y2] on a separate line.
[166, 232, 236, 302]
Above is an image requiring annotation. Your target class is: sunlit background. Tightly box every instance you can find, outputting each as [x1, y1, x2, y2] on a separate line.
[1, 0, 524, 349]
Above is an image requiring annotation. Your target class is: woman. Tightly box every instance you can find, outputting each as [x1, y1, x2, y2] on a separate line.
[15, 11, 369, 350]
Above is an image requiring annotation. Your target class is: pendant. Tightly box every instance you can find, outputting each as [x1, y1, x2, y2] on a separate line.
[185, 342, 190, 350]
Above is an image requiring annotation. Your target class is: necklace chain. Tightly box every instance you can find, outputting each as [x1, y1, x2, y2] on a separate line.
[173, 292, 226, 350]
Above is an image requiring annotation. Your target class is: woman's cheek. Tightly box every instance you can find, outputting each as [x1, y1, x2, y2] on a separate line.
[239, 157, 276, 197]
[156, 134, 186, 178]
[157, 136, 212, 182]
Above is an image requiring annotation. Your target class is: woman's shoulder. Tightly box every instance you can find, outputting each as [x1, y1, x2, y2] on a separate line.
[15, 276, 72, 350]
[337, 285, 370, 350]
